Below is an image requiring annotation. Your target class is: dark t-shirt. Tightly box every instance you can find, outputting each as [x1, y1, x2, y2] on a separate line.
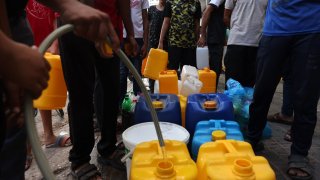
[6, 0, 28, 18]
[164, 0, 201, 48]
[207, 3, 226, 45]
[148, 5, 166, 50]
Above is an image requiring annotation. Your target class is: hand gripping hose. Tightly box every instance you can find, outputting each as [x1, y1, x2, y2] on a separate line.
[25, 24, 165, 179]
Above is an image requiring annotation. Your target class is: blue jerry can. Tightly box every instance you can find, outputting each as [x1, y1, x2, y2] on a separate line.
[134, 94, 181, 125]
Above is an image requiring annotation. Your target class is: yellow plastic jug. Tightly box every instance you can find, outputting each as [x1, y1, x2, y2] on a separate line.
[131, 140, 198, 180]
[197, 140, 275, 180]
[34, 53, 67, 110]
[178, 95, 187, 127]
[159, 70, 178, 94]
[144, 48, 168, 80]
[198, 67, 216, 93]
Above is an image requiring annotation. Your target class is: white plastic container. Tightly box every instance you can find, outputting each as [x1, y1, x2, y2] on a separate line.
[181, 65, 199, 83]
[180, 76, 203, 97]
[196, 46, 209, 69]
[154, 80, 159, 93]
[122, 122, 190, 179]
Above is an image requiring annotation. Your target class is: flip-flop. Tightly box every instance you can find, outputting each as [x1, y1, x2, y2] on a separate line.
[70, 163, 101, 180]
[45, 134, 71, 148]
[287, 155, 313, 180]
[267, 112, 293, 125]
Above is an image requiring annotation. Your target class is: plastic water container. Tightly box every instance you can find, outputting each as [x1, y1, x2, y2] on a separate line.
[134, 94, 181, 125]
[191, 120, 243, 160]
[197, 140, 275, 180]
[198, 67, 216, 93]
[186, 93, 234, 136]
[34, 53, 67, 110]
[122, 124, 190, 179]
[180, 76, 203, 97]
[181, 65, 199, 83]
[130, 140, 197, 180]
[159, 70, 178, 94]
[143, 48, 168, 80]
[196, 46, 209, 69]
[178, 95, 187, 127]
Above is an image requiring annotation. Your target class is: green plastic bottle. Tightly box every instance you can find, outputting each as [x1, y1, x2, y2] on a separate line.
[122, 94, 132, 112]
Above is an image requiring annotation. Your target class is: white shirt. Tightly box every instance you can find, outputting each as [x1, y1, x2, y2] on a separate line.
[209, 0, 224, 6]
[123, 0, 149, 38]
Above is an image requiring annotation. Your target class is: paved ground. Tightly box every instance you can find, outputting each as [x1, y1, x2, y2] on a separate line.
[25, 75, 320, 180]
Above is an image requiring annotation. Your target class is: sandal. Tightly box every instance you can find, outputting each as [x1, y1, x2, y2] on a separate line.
[267, 112, 293, 125]
[45, 134, 72, 148]
[284, 129, 292, 142]
[287, 155, 313, 180]
[97, 142, 126, 171]
[70, 163, 101, 180]
[25, 155, 33, 171]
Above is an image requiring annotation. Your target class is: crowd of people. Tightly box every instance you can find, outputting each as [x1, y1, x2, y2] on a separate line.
[0, 0, 319, 179]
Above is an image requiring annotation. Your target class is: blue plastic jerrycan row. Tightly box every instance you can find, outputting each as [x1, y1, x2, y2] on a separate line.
[191, 119, 243, 160]
[134, 94, 182, 125]
[185, 93, 234, 136]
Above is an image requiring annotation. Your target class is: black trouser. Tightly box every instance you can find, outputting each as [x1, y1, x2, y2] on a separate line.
[208, 43, 224, 86]
[224, 45, 258, 87]
[167, 46, 197, 72]
[248, 34, 320, 156]
[59, 31, 120, 167]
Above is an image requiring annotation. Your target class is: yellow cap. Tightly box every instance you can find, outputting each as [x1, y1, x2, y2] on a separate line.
[153, 101, 164, 109]
[232, 159, 254, 177]
[203, 100, 218, 110]
[212, 130, 226, 141]
[155, 160, 176, 178]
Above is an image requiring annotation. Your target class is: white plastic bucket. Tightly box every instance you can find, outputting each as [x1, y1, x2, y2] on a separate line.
[122, 122, 190, 179]
[196, 46, 209, 69]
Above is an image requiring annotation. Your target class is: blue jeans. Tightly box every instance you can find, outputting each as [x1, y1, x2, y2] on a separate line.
[120, 38, 144, 103]
[248, 33, 320, 156]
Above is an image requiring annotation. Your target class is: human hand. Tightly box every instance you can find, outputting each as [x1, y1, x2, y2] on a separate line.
[124, 37, 138, 57]
[3, 81, 24, 129]
[59, 1, 120, 51]
[1, 44, 50, 99]
[197, 36, 206, 47]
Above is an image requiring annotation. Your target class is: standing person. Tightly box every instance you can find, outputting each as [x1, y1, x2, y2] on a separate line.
[247, 1, 320, 179]
[58, 0, 137, 178]
[223, 0, 268, 88]
[158, 0, 201, 73]
[25, 0, 71, 171]
[120, 0, 149, 103]
[147, 0, 167, 93]
[0, 0, 120, 179]
[197, 0, 225, 86]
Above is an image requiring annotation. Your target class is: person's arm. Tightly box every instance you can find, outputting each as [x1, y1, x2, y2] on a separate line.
[141, 8, 149, 57]
[194, 1, 201, 42]
[37, 0, 120, 50]
[224, 0, 234, 29]
[158, 1, 171, 49]
[118, 0, 138, 56]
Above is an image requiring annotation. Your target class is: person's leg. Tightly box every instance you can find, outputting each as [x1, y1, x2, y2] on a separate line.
[59, 31, 96, 168]
[167, 46, 182, 71]
[286, 33, 320, 179]
[282, 61, 294, 117]
[132, 38, 143, 95]
[224, 45, 246, 87]
[247, 36, 291, 148]
[181, 47, 197, 68]
[208, 43, 224, 86]
[243, 46, 258, 87]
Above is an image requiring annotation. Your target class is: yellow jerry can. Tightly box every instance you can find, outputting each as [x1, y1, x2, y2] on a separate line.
[198, 67, 216, 93]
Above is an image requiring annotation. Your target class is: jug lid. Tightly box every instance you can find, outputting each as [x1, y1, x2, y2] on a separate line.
[212, 130, 226, 141]
[203, 100, 217, 110]
[153, 101, 164, 109]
